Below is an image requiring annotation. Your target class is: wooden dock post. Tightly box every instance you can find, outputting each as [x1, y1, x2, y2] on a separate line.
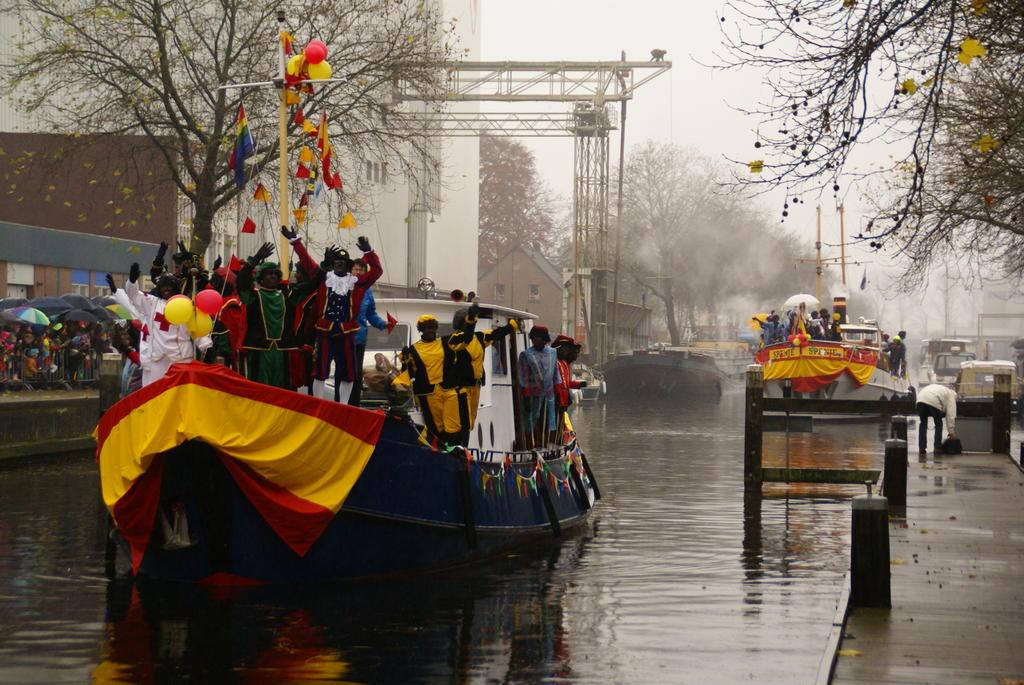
[744, 364, 764, 488]
[890, 415, 908, 441]
[98, 352, 122, 417]
[882, 439, 908, 506]
[992, 372, 1011, 454]
[851, 486, 891, 608]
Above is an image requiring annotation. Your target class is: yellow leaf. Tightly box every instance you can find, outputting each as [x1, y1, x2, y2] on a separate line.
[113, 169, 122, 176]
[838, 649, 863, 657]
[970, 0, 988, 15]
[958, 38, 987, 65]
[890, 558, 906, 565]
[748, 159, 764, 173]
[921, 77, 935, 88]
[114, 207, 123, 214]
[64, 201, 72, 207]
[901, 79, 917, 94]
[972, 134, 1000, 153]
[47, 184, 55, 191]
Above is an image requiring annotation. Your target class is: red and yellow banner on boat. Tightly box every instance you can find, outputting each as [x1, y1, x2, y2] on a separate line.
[754, 342, 877, 392]
[95, 362, 385, 570]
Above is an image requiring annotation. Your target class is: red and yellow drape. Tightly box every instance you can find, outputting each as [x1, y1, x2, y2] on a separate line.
[754, 342, 878, 392]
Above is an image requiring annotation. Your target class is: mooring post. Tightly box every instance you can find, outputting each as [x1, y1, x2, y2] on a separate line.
[98, 352, 122, 417]
[882, 438, 908, 506]
[890, 415, 908, 441]
[744, 364, 764, 488]
[851, 484, 891, 608]
[992, 372, 1011, 454]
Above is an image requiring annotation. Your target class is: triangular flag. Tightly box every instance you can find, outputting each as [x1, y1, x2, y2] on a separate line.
[228, 255, 244, 272]
[240, 217, 256, 234]
[298, 192, 309, 208]
[285, 89, 301, 106]
[293, 208, 307, 224]
[299, 146, 314, 164]
[386, 312, 397, 334]
[292, 108, 304, 125]
[302, 119, 317, 135]
[329, 172, 342, 190]
[281, 31, 293, 55]
[316, 114, 333, 183]
[296, 163, 311, 179]
[339, 211, 356, 229]
[252, 183, 271, 202]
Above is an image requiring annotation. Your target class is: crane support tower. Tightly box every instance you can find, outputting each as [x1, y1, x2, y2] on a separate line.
[395, 59, 671, 364]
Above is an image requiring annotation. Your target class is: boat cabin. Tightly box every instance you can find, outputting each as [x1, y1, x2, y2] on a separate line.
[360, 298, 540, 453]
[839, 323, 882, 348]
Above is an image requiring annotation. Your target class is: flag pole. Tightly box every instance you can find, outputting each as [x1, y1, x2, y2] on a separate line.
[276, 13, 291, 280]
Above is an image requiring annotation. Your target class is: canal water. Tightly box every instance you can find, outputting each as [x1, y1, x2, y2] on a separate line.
[0, 392, 888, 684]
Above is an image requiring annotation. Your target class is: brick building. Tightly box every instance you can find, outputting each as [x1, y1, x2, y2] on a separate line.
[478, 245, 564, 333]
[0, 132, 175, 298]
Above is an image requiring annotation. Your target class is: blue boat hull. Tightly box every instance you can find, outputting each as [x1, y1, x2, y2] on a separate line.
[134, 418, 596, 583]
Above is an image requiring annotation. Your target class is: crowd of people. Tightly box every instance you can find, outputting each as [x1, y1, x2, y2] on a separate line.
[392, 311, 583, 449]
[0, 319, 115, 387]
[753, 302, 908, 377]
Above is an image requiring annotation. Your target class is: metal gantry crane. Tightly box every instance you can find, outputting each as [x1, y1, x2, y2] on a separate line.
[395, 58, 671, 364]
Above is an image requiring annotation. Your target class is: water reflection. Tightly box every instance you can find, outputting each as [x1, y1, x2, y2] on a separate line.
[0, 391, 894, 684]
[94, 539, 589, 684]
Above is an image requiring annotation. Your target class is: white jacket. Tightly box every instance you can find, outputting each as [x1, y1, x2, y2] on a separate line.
[917, 383, 957, 432]
[124, 280, 211, 364]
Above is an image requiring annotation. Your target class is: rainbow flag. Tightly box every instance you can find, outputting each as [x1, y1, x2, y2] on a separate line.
[228, 104, 255, 188]
[96, 362, 384, 571]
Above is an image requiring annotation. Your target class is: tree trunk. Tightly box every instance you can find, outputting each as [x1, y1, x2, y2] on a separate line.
[663, 282, 681, 346]
[190, 196, 216, 256]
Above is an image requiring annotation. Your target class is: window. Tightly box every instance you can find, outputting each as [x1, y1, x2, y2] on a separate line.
[365, 160, 386, 184]
[71, 283, 90, 296]
[493, 283, 505, 302]
[528, 284, 540, 303]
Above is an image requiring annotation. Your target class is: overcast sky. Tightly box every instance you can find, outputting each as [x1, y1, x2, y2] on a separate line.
[480, 0, 886, 293]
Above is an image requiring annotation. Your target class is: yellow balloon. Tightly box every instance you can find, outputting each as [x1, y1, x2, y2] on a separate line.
[189, 311, 213, 338]
[287, 54, 305, 76]
[306, 60, 332, 80]
[163, 296, 193, 326]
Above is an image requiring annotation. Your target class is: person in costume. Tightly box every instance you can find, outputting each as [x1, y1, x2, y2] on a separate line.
[350, 258, 391, 407]
[283, 229, 338, 394]
[445, 302, 518, 445]
[209, 263, 247, 372]
[237, 241, 299, 389]
[391, 314, 462, 445]
[118, 265, 212, 387]
[312, 236, 382, 403]
[552, 334, 586, 438]
[517, 325, 562, 448]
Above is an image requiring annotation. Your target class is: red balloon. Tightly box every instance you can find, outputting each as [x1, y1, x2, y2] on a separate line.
[195, 288, 224, 316]
[304, 40, 327, 65]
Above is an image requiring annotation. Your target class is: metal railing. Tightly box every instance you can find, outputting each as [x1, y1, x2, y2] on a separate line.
[0, 348, 104, 390]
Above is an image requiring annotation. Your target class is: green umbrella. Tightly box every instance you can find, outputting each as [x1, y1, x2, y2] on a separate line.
[8, 306, 50, 326]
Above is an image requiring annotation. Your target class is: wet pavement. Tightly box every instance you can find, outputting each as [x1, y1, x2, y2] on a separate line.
[0, 392, 892, 683]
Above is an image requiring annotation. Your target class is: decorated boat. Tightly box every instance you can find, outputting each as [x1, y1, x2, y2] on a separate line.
[98, 301, 599, 583]
[754, 306, 911, 402]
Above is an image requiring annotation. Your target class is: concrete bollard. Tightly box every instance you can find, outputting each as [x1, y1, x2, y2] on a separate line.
[744, 365, 764, 488]
[851, 486, 891, 608]
[882, 438, 908, 506]
[890, 415, 908, 441]
[98, 353, 122, 417]
[992, 372, 1011, 454]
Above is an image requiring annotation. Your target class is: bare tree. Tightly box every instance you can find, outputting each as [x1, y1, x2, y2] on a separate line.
[5, 0, 458, 253]
[478, 136, 558, 270]
[621, 141, 811, 345]
[718, 0, 1024, 284]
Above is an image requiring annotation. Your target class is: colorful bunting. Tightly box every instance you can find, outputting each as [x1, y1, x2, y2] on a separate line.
[252, 183, 271, 202]
[339, 211, 357, 229]
[240, 217, 256, 234]
[285, 89, 301, 106]
[296, 163, 311, 179]
[299, 146, 314, 164]
[293, 207, 307, 224]
[293, 108, 305, 125]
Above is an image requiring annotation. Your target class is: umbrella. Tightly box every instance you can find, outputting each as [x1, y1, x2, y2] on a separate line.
[26, 296, 72, 317]
[8, 306, 50, 326]
[58, 308, 100, 324]
[0, 297, 28, 310]
[105, 303, 136, 320]
[61, 293, 104, 312]
[92, 295, 118, 307]
[782, 293, 820, 310]
[0, 310, 21, 325]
